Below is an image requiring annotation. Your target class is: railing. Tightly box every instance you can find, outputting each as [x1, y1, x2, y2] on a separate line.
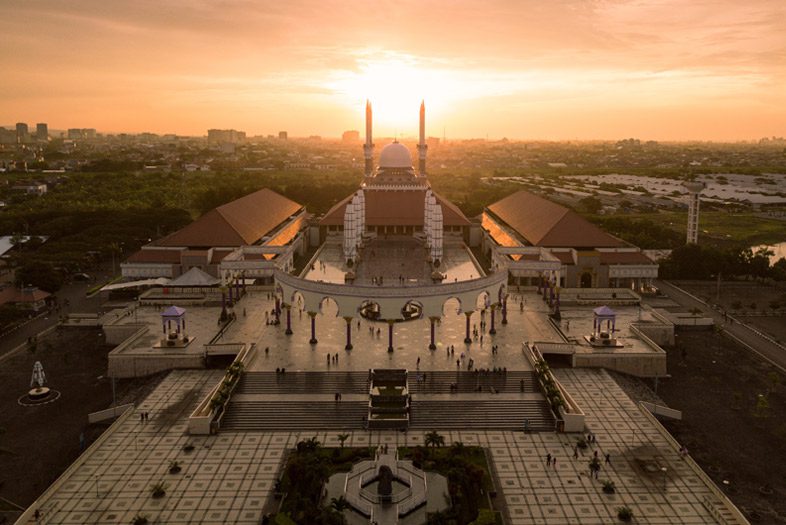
[276, 268, 507, 298]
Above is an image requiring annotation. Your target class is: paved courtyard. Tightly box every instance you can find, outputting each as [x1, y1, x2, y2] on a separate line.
[21, 367, 734, 524]
[15, 289, 744, 524]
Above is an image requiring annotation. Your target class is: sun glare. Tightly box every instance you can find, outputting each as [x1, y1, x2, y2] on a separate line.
[327, 54, 459, 133]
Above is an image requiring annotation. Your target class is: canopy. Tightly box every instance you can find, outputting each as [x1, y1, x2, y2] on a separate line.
[168, 267, 221, 287]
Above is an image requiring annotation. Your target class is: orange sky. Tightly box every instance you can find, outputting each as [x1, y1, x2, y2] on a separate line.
[1, 0, 784, 140]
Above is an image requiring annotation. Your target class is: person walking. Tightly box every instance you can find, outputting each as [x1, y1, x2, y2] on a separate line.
[546, 453, 552, 466]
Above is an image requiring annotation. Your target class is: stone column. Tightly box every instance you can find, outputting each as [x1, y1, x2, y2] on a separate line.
[464, 312, 472, 344]
[285, 305, 292, 335]
[308, 312, 317, 345]
[387, 320, 395, 353]
[429, 317, 437, 350]
[501, 296, 508, 325]
[344, 317, 353, 350]
[489, 304, 496, 335]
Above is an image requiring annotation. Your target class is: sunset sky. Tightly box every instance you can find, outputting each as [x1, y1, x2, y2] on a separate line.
[2, 0, 784, 140]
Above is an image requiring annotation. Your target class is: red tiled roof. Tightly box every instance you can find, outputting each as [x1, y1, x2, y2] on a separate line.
[320, 189, 470, 227]
[153, 188, 302, 248]
[0, 286, 50, 305]
[487, 191, 625, 248]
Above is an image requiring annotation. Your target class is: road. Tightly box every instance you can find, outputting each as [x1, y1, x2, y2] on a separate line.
[0, 280, 101, 360]
[657, 279, 786, 373]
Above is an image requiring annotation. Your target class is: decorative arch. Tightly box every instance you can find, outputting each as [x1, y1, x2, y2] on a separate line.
[319, 296, 340, 317]
[442, 297, 463, 316]
[475, 291, 491, 310]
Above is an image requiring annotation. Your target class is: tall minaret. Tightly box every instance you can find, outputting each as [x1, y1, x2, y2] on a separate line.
[417, 100, 428, 175]
[363, 100, 374, 176]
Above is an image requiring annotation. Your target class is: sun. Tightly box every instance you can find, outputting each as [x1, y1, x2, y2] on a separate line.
[327, 54, 456, 134]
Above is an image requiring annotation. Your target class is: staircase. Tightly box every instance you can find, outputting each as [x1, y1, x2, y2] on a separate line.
[408, 370, 539, 394]
[409, 399, 554, 431]
[238, 371, 370, 394]
[220, 370, 555, 432]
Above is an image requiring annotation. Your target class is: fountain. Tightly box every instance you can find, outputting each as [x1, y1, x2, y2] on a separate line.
[19, 361, 60, 406]
[326, 447, 449, 525]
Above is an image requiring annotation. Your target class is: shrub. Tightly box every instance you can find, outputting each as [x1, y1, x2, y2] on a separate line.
[150, 481, 167, 499]
[602, 480, 616, 494]
[617, 505, 633, 521]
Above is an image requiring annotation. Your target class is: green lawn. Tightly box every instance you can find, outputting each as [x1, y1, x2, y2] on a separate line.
[623, 211, 786, 245]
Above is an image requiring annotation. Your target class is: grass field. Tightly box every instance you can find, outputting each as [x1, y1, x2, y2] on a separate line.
[624, 210, 786, 246]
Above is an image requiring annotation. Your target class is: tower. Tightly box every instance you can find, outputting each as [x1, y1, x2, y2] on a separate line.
[417, 101, 427, 175]
[363, 100, 374, 177]
[684, 181, 705, 244]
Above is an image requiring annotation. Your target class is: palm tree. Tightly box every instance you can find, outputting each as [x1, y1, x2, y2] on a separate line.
[330, 496, 349, 512]
[424, 431, 445, 448]
[337, 433, 350, 448]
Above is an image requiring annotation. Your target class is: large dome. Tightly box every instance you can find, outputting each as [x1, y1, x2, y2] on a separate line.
[378, 142, 412, 169]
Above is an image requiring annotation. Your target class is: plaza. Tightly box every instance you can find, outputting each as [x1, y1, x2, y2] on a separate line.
[14, 289, 748, 524]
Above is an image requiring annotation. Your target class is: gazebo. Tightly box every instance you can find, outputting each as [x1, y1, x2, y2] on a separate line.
[592, 305, 616, 337]
[162, 305, 187, 335]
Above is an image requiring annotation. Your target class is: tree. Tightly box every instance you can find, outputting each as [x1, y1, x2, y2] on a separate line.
[579, 196, 603, 214]
[424, 431, 445, 448]
[336, 433, 349, 448]
[15, 260, 64, 293]
[329, 496, 349, 513]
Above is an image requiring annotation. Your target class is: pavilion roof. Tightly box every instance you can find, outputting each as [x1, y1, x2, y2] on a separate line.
[487, 191, 626, 248]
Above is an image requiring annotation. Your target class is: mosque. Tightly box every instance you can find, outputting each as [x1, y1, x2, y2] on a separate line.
[16, 105, 747, 525]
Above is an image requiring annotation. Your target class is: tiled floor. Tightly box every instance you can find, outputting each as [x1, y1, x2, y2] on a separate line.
[27, 367, 726, 524]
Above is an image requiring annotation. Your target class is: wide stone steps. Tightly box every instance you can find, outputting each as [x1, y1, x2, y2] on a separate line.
[409, 399, 554, 431]
[238, 371, 370, 395]
[221, 401, 368, 431]
[221, 399, 555, 432]
[408, 370, 539, 394]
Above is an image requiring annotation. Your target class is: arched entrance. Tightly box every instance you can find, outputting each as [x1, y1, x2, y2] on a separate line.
[580, 272, 593, 288]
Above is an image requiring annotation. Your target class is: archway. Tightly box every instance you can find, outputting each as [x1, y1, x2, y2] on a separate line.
[580, 272, 593, 288]
[319, 297, 340, 317]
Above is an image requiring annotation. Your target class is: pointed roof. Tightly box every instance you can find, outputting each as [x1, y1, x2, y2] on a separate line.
[487, 191, 625, 248]
[593, 305, 616, 317]
[162, 305, 186, 317]
[320, 189, 469, 227]
[152, 188, 302, 248]
[168, 267, 221, 287]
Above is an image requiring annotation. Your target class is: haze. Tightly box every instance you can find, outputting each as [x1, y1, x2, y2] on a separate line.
[2, 0, 784, 140]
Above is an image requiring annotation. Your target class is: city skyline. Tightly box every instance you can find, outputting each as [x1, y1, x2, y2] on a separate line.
[2, 0, 785, 140]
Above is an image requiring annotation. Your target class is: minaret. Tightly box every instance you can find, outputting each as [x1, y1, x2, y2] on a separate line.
[417, 100, 428, 175]
[363, 100, 374, 176]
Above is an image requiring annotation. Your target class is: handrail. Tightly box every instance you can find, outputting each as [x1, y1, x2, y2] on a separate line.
[276, 268, 507, 299]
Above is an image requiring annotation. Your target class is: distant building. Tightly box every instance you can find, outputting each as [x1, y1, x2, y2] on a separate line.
[0, 285, 50, 312]
[15, 122, 28, 143]
[67, 128, 82, 140]
[11, 182, 47, 195]
[0, 128, 16, 144]
[82, 128, 97, 139]
[207, 129, 246, 145]
[278, 131, 288, 140]
[36, 123, 48, 141]
[342, 130, 360, 142]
